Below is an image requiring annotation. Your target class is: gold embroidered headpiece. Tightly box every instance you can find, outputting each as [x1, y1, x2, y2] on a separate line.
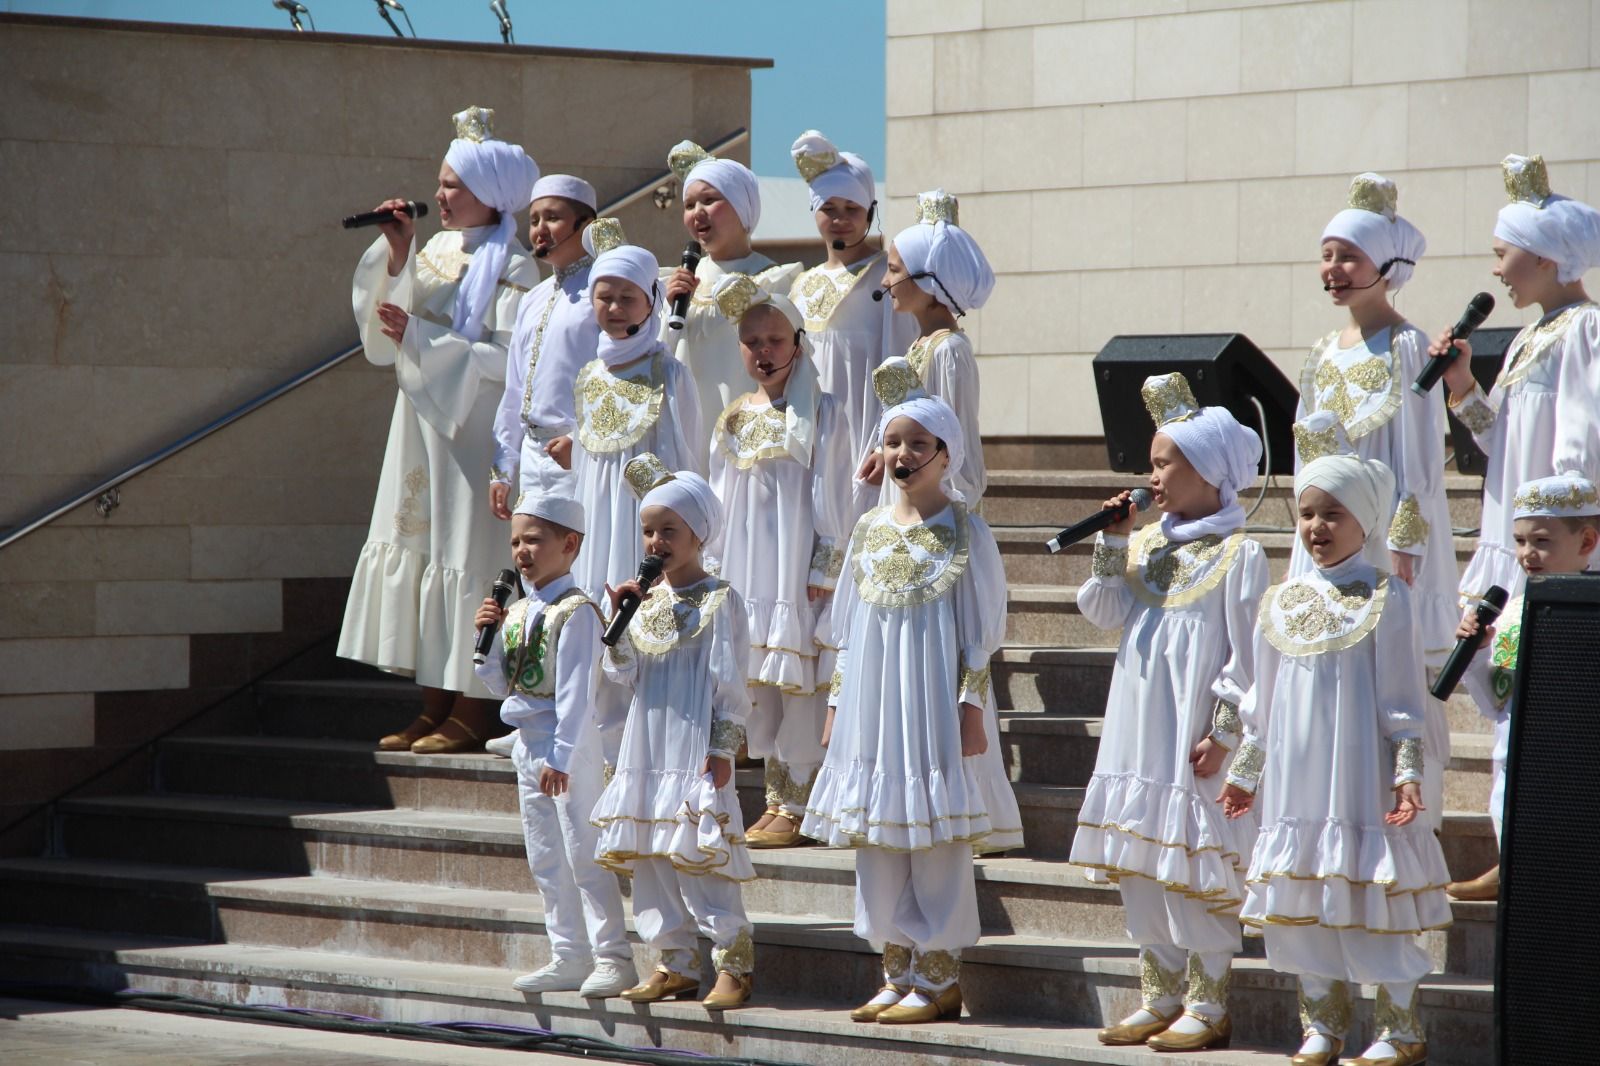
[624, 453, 675, 500]
[1141, 373, 1200, 428]
[793, 142, 839, 184]
[1347, 173, 1398, 221]
[586, 217, 627, 257]
[915, 188, 959, 226]
[1503, 154, 1552, 208]
[668, 140, 713, 184]
[1292, 410, 1354, 465]
[452, 106, 495, 144]
[872, 356, 926, 409]
[1512, 474, 1600, 519]
[711, 273, 761, 323]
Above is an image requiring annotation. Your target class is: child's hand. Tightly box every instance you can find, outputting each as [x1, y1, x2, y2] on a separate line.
[474, 597, 507, 630]
[1386, 782, 1424, 826]
[490, 482, 512, 520]
[377, 301, 412, 345]
[1189, 736, 1227, 779]
[1390, 551, 1415, 586]
[703, 754, 732, 789]
[545, 435, 574, 470]
[1429, 330, 1475, 396]
[821, 705, 835, 748]
[857, 452, 885, 487]
[1455, 610, 1494, 644]
[665, 268, 699, 304]
[606, 579, 649, 614]
[1103, 490, 1138, 536]
[807, 586, 832, 604]
[539, 766, 570, 797]
[1217, 783, 1255, 819]
[959, 702, 987, 756]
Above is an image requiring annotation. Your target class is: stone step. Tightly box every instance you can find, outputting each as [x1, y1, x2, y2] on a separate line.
[0, 926, 1496, 1064]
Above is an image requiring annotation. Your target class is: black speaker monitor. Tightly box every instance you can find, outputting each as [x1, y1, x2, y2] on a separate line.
[1496, 573, 1600, 1065]
[1092, 334, 1299, 475]
[1446, 326, 1516, 477]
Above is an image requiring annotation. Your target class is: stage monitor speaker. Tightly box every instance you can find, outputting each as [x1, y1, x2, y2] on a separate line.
[1495, 572, 1600, 1065]
[1093, 334, 1299, 475]
[1446, 326, 1516, 477]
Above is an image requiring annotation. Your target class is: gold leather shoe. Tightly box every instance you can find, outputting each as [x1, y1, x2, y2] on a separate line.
[851, 985, 910, 1023]
[1290, 1036, 1344, 1066]
[411, 716, 483, 755]
[378, 713, 443, 751]
[1098, 1006, 1179, 1046]
[1349, 1041, 1426, 1066]
[1446, 864, 1499, 901]
[619, 969, 700, 1003]
[701, 973, 753, 1011]
[877, 984, 961, 1025]
[747, 828, 810, 848]
[1146, 1010, 1231, 1052]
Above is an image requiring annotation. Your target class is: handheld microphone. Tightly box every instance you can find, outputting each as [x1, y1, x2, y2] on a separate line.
[603, 555, 665, 646]
[667, 242, 703, 330]
[1430, 585, 1509, 700]
[1412, 292, 1495, 397]
[1045, 488, 1154, 554]
[343, 201, 429, 229]
[472, 569, 520, 665]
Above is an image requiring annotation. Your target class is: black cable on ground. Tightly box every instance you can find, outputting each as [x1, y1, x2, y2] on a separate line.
[0, 982, 809, 1066]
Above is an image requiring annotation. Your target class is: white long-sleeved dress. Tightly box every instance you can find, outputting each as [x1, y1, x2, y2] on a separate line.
[868, 330, 987, 507]
[1229, 556, 1452, 985]
[1452, 301, 1600, 599]
[1070, 525, 1269, 948]
[339, 229, 535, 697]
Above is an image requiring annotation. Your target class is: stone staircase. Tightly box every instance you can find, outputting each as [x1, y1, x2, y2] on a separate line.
[0, 449, 1501, 1066]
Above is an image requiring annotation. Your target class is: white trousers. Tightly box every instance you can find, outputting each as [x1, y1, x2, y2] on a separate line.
[748, 686, 826, 818]
[855, 844, 978, 991]
[1118, 875, 1236, 1020]
[514, 729, 629, 965]
[630, 857, 753, 977]
[1263, 924, 1433, 986]
[1491, 714, 1509, 842]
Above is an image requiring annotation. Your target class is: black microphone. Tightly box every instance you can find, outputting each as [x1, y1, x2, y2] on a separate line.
[472, 569, 520, 665]
[1430, 585, 1510, 700]
[1412, 292, 1495, 397]
[1045, 488, 1154, 554]
[603, 555, 665, 646]
[343, 201, 429, 229]
[667, 242, 703, 330]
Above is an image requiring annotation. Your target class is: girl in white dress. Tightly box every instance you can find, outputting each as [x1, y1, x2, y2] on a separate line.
[704, 275, 852, 847]
[341, 106, 538, 754]
[802, 394, 1022, 1025]
[1071, 373, 1269, 1053]
[1436, 154, 1600, 604]
[661, 141, 801, 453]
[787, 130, 918, 522]
[1221, 454, 1452, 1066]
[861, 189, 995, 508]
[591, 458, 756, 1012]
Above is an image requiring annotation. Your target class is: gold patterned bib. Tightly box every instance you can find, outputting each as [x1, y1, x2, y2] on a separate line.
[851, 504, 968, 607]
[629, 577, 732, 656]
[714, 397, 790, 468]
[500, 587, 602, 697]
[1495, 301, 1597, 393]
[1299, 331, 1403, 440]
[1126, 525, 1246, 609]
[792, 255, 880, 331]
[575, 352, 666, 454]
[1260, 569, 1389, 656]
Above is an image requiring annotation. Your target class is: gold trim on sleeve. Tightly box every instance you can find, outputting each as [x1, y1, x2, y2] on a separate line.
[1388, 494, 1429, 549]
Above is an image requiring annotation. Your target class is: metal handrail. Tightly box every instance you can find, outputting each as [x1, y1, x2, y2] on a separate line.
[0, 127, 749, 553]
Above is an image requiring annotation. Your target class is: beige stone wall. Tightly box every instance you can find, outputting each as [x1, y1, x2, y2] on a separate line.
[885, 0, 1600, 436]
[0, 16, 759, 805]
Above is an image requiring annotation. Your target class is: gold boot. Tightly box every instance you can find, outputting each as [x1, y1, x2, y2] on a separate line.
[701, 972, 753, 1011]
[877, 983, 961, 1025]
[1098, 1006, 1179, 1046]
[1446, 864, 1499, 901]
[619, 968, 699, 1003]
[1291, 1036, 1344, 1065]
[1146, 1010, 1232, 1051]
[851, 985, 910, 1023]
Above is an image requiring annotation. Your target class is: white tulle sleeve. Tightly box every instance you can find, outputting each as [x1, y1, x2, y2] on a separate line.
[1225, 601, 1276, 795]
[660, 355, 706, 477]
[808, 395, 853, 592]
[1373, 577, 1426, 787]
[1387, 328, 1447, 556]
[706, 587, 753, 760]
[1209, 539, 1270, 734]
[1076, 532, 1135, 630]
[1553, 308, 1600, 480]
[351, 235, 412, 369]
[954, 514, 1008, 707]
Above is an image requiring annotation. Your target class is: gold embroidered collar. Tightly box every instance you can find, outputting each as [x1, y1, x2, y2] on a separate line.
[1496, 301, 1597, 393]
[715, 397, 790, 468]
[852, 504, 969, 607]
[575, 351, 666, 453]
[1260, 566, 1389, 656]
[1299, 329, 1403, 440]
[793, 253, 883, 331]
[1126, 525, 1246, 609]
[629, 577, 731, 655]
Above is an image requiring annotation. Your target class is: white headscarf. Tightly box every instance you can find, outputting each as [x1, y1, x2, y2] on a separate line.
[589, 245, 662, 367]
[791, 129, 875, 212]
[514, 462, 585, 533]
[876, 394, 967, 504]
[641, 469, 723, 545]
[529, 173, 597, 211]
[1295, 454, 1397, 569]
[1494, 154, 1600, 284]
[1321, 172, 1426, 293]
[442, 107, 539, 342]
[891, 189, 995, 314]
[670, 140, 761, 235]
[709, 273, 820, 465]
[1157, 409, 1263, 543]
[1512, 474, 1600, 520]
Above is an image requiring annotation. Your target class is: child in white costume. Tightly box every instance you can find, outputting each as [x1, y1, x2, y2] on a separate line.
[787, 130, 918, 521]
[1071, 373, 1269, 1053]
[802, 394, 1022, 1025]
[1221, 454, 1452, 1066]
[705, 275, 852, 846]
[472, 465, 636, 999]
[662, 141, 801, 453]
[342, 106, 538, 752]
[489, 174, 602, 509]
[592, 457, 757, 1012]
[1437, 154, 1600, 603]
[862, 189, 995, 508]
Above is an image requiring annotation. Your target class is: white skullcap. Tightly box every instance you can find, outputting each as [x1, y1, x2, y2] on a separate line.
[442, 106, 539, 342]
[791, 129, 875, 212]
[1141, 372, 1262, 541]
[891, 189, 994, 314]
[1296, 454, 1397, 569]
[877, 394, 967, 503]
[672, 143, 761, 234]
[1494, 154, 1600, 284]
[709, 273, 819, 465]
[1321, 173, 1426, 293]
[529, 174, 597, 211]
[589, 244, 662, 367]
[1512, 474, 1600, 520]
[641, 469, 723, 545]
[514, 462, 586, 533]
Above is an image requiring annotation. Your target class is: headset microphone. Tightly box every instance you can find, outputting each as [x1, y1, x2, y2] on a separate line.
[533, 228, 578, 260]
[831, 201, 879, 251]
[1323, 256, 1415, 292]
[892, 441, 946, 481]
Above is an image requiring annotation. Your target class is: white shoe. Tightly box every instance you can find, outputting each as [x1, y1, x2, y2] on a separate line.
[485, 733, 517, 758]
[579, 957, 639, 998]
[512, 956, 591, 993]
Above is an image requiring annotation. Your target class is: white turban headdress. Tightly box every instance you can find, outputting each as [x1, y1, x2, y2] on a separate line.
[1295, 454, 1397, 569]
[709, 273, 820, 466]
[625, 453, 724, 545]
[890, 189, 995, 315]
[1493, 154, 1600, 284]
[441, 106, 539, 342]
[1141, 373, 1263, 542]
[670, 140, 761, 235]
[1321, 172, 1426, 293]
[875, 394, 967, 504]
[791, 129, 876, 213]
[589, 238, 662, 368]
